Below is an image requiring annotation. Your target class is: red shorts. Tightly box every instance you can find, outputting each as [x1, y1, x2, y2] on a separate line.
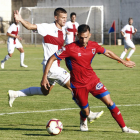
[72, 80, 110, 109]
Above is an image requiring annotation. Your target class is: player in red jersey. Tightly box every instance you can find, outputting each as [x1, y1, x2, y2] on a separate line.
[41, 24, 139, 133]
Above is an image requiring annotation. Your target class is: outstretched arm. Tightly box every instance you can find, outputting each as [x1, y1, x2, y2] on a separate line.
[41, 55, 58, 90]
[104, 49, 135, 68]
[14, 10, 37, 30]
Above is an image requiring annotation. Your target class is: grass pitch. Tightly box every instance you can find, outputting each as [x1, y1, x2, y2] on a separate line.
[0, 44, 140, 140]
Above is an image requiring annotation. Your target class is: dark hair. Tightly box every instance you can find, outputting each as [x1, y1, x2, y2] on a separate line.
[78, 24, 90, 34]
[54, 8, 67, 16]
[128, 17, 133, 21]
[70, 12, 76, 18]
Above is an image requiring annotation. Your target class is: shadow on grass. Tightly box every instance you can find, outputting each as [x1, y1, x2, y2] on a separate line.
[0, 127, 45, 131]
[24, 134, 51, 136]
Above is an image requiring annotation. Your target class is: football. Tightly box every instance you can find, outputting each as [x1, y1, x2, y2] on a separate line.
[46, 119, 63, 135]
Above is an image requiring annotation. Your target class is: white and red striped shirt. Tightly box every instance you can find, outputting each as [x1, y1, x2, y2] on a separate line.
[7, 23, 19, 44]
[65, 21, 79, 44]
[36, 23, 66, 66]
[121, 24, 135, 40]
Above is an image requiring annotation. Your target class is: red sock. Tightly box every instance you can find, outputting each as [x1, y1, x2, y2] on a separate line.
[108, 103, 126, 128]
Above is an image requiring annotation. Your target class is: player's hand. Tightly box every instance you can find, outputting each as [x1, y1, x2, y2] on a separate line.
[134, 28, 137, 32]
[41, 78, 50, 90]
[17, 35, 22, 41]
[14, 10, 22, 22]
[124, 37, 127, 40]
[122, 60, 135, 68]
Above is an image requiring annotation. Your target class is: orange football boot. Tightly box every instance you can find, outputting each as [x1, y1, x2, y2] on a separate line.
[126, 58, 130, 61]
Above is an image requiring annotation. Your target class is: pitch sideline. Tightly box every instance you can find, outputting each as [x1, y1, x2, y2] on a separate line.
[0, 104, 140, 116]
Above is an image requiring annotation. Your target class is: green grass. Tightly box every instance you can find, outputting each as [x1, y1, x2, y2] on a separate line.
[0, 44, 140, 140]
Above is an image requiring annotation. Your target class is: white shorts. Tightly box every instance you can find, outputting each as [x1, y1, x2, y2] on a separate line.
[43, 64, 70, 86]
[7, 39, 23, 54]
[124, 39, 135, 50]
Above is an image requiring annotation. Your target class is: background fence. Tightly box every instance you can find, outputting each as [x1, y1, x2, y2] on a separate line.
[0, 32, 140, 46]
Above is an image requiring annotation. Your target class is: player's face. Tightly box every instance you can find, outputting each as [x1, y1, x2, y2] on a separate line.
[15, 20, 19, 25]
[55, 13, 67, 27]
[78, 30, 91, 47]
[71, 15, 76, 22]
[129, 19, 133, 25]
[14, 18, 19, 25]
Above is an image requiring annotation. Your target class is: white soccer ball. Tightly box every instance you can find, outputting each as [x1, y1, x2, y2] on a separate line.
[46, 118, 63, 135]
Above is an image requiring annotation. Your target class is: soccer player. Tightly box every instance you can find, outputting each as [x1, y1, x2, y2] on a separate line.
[65, 12, 79, 44]
[1, 18, 28, 69]
[41, 24, 139, 133]
[8, 8, 103, 122]
[119, 18, 137, 61]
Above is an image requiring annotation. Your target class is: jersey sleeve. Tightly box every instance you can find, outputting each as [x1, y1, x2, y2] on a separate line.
[7, 24, 14, 33]
[76, 22, 79, 29]
[54, 45, 70, 60]
[121, 25, 127, 33]
[95, 43, 106, 54]
[36, 23, 49, 36]
[132, 26, 135, 33]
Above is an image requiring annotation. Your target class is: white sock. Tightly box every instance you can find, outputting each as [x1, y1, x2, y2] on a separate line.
[120, 51, 126, 59]
[127, 49, 135, 58]
[2, 55, 10, 63]
[20, 52, 24, 65]
[17, 87, 43, 97]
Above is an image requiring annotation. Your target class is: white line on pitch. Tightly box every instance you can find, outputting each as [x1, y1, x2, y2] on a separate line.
[0, 104, 140, 116]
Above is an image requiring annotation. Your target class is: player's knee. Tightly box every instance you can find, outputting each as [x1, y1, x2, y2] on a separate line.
[133, 47, 136, 51]
[8, 54, 12, 57]
[41, 86, 50, 96]
[20, 48, 24, 53]
[107, 101, 114, 108]
[81, 108, 90, 116]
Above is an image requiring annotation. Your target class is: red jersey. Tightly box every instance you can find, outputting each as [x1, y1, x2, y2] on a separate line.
[54, 40, 106, 88]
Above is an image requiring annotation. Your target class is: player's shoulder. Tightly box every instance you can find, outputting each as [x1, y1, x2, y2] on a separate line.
[75, 22, 79, 25]
[37, 23, 51, 27]
[65, 41, 77, 49]
[10, 23, 16, 27]
[88, 40, 99, 45]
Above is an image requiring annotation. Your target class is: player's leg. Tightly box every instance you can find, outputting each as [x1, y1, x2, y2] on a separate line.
[17, 47, 28, 68]
[8, 65, 54, 107]
[1, 42, 14, 69]
[120, 40, 128, 60]
[126, 40, 136, 61]
[90, 81, 139, 133]
[72, 87, 104, 131]
[100, 94, 139, 133]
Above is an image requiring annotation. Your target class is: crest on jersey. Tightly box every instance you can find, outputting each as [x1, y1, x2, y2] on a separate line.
[96, 83, 103, 90]
[92, 48, 96, 54]
[63, 71, 68, 75]
[56, 47, 66, 56]
[56, 49, 63, 56]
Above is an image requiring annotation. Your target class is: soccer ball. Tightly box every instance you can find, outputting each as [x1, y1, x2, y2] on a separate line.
[46, 118, 63, 135]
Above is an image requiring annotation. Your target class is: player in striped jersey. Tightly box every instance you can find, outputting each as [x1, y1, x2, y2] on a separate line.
[1, 18, 28, 69]
[65, 12, 79, 44]
[119, 18, 137, 62]
[8, 8, 103, 124]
